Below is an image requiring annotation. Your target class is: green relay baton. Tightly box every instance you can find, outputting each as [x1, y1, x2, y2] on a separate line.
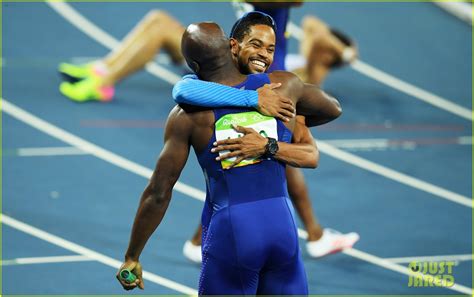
[119, 269, 137, 283]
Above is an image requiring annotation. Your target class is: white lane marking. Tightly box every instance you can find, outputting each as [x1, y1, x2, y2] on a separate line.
[45, 1, 180, 85]
[273, 4, 472, 121]
[322, 136, 473, 151]
[2, 99, 471, 295]
[458, 136, 473, 145]
[344, 248, 472, 295]
[298, 228, 472, 295]
[44, 2, 471, 208]
[1, 215, 197, 295]
[1, 255, 93, 266]
[3, 100, 205, 202]
[317, 141, 471, 208]
[17, 146, 89, 157]
[384, 254, 473, 264]
[433, 1, 473, 25]
[350, 60, 472, 121]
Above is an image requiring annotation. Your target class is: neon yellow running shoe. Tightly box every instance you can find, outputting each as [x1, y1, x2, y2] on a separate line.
[58, 62, 95, 83]
[59, 75, 114, 102]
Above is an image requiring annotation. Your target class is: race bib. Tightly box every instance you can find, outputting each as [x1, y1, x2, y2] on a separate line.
[215, 111, 278, 169]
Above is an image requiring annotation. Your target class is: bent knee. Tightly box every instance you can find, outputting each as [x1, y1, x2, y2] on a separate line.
[145, 10, 172, 24]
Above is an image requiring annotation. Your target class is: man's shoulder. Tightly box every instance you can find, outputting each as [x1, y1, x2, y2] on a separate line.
[268, 71, 304, 92]
[170, 104, 214, 126]
[268, 70, 300, 83]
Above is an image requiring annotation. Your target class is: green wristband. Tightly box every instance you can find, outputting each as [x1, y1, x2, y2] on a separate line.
[119, 269, 137, 283]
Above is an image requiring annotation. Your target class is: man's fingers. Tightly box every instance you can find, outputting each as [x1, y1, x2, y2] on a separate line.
[232, 124, 253, 134]
[281, 102, 295, 113]
[213, 144, 241, 154]
[280, 96, 294, 105]
[217, 150, 242, 161]
[213, 138, 241, 147]
[120, 281, 138, 290]
[274, 114, 290, 122]
[228, 157, 246, 168]
[279, 109, 295, 121]
[137, 279, 145, 290]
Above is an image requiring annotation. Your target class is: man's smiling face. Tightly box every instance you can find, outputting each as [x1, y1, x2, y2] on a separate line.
[231, 24, 276, 74]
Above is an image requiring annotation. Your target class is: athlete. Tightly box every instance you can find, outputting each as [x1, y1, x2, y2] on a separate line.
[238, 1, 358, 85]
[58, 4, 357, 101]
[117, 22, 338, 294]
[176, 11, 359, 263]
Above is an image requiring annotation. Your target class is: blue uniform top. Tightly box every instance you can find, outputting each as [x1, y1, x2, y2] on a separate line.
[195, 74, 308, 296]
[195, 73, 292, 214]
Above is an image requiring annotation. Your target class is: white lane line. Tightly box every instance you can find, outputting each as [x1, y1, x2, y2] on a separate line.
[17, 146, 89, 157]
[384, 254, 473, 264]
[45, 1, 180, 85]
[322, 135, 473, 151]
[2, 99, 471, 295]
[350, 60, 472, 121]
[1, 255, 93, 266]
[44, 2, 471, 208]
[2, 100, 205, 202]
[458, 136, 473, 145]
[317, 141, 471, 208]
[240, 2, 472, 121]
[1, 215, 197, 295]
[298, 229, 472, 295]
[433, 1, 473, 25]
[344, 248, 472, 295]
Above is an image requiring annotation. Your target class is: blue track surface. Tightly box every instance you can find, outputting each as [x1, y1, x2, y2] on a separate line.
[2, 2, 472, 295]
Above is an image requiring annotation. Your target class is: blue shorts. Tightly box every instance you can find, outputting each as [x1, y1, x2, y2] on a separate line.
[199, 196, 308, 295]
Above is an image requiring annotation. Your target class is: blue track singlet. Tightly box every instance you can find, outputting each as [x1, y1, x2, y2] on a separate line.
[196, 73, 308, 295]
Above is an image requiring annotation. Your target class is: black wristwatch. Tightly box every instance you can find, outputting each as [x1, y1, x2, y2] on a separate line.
[264, 137, 279, 158]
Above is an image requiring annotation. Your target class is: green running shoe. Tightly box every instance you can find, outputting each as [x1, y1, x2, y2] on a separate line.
[59, 75, 114, 102]
[58, 62, 95, 83]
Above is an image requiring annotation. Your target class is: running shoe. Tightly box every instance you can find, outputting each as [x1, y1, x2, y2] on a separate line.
[183, 240, 202, 264]
[306, 228, 360, 258]
[59, 75, 114, 102]
[58, 62, 95, 83]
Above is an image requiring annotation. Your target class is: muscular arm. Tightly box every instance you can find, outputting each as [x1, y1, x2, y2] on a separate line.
[125, 106, 192, 261]
[272, 71, 341, 127]
[173, 75, 258, 108]
[213, 121, 318, 168]
[275, 116, 318, 167]
[173, 75, 295, 121]
[300, 83, 341, 126]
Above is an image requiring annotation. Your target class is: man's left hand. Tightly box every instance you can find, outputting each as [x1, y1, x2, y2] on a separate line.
[212, 124, 267, 168]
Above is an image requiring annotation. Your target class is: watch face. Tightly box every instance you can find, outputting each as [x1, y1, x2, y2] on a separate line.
[267, 138, 279, 156]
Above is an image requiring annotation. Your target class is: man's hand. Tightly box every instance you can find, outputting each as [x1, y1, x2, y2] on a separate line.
[212, 124, 268, 168]
[116, 259, 144, 291]
[256, 83, 295, 122]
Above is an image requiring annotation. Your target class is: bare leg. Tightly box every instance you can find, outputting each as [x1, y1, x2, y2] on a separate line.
[286, 166, 323, 241]
[190, 223, 202, 246]
[102, 10, 184, 85]
[299, 15, 358, 85]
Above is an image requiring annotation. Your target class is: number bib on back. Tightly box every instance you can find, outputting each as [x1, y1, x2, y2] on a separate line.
[215, 111, 278, 169]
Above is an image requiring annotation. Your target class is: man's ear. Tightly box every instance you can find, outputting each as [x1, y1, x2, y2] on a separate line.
[190, 60, 200, 73]
[229, 38, 239, 57]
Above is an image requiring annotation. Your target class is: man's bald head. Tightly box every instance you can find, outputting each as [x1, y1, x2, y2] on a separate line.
[181, 22, 232, 75]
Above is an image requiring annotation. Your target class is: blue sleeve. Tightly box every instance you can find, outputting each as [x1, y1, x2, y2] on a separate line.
[172, 75, 259, 108]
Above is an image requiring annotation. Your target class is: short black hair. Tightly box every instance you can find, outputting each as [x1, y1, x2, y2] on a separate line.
[230, 11, 276, 41]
